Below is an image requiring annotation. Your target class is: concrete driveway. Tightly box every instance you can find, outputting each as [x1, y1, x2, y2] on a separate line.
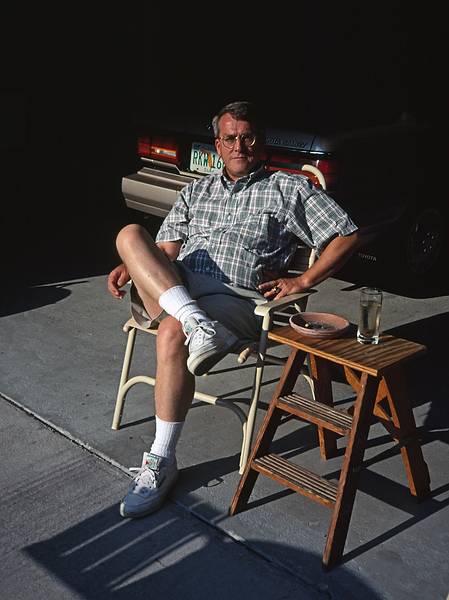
[2, 258, 449, 599]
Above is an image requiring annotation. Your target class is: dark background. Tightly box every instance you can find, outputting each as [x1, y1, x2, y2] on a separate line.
[2, 5, 446, 289]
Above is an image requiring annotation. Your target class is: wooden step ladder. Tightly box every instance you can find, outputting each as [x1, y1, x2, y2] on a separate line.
[229, 327, 431, 569]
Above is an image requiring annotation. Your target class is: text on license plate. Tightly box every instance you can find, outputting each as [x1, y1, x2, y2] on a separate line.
[190, 142, 223, 174]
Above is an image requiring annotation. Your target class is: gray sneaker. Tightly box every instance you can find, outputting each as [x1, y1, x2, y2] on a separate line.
[120, 453, 178, 518]
[183, 317, 238, 376]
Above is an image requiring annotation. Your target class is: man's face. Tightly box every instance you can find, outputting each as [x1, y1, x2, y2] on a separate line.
[215, 113, 264, 181]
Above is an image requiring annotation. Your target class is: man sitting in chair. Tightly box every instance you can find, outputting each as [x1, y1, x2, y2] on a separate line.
[108, 100, 361, 518]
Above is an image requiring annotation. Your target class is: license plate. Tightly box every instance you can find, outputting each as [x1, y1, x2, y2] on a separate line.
[189, 142, 223, 174]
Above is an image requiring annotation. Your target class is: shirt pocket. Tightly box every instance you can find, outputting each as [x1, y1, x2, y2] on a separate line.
[229, 211, 281, 255]
[189, 204, 224, 237]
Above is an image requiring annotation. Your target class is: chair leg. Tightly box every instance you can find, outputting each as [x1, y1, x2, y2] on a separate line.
[301, 355, 316, 400]
[309, 355, 338, 459]
[240, 361, 265, 473]
[112, 327, 137, 430]
[239, 314, 272, 473]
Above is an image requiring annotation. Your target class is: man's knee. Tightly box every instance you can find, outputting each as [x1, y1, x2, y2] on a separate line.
[156, 317, 187, 360]
[116, 223, 154, 254]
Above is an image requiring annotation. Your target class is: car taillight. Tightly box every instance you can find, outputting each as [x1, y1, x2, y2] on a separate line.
[138, 137, 151, 157]
[137, 136, 179, 165]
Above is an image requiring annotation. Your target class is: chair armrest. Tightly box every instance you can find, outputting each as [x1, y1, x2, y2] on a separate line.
[254, 289, 316, 317]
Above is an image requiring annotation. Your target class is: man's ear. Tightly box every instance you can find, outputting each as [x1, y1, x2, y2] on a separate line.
[214, 137, 221, 157]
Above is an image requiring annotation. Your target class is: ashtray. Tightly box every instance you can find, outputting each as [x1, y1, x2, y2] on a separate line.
[289, 312, 350, 339]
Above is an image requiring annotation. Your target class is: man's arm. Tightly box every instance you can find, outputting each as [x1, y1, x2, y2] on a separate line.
[295, 231, 361, 289]
[156, 240, 183, 261]
[259, 231, 362, 299]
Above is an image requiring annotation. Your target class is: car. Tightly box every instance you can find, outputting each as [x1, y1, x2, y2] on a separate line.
[121, 108, 447, 291]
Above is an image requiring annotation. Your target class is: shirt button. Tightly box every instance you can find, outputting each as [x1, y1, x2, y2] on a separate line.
[227, 214, 231, 220]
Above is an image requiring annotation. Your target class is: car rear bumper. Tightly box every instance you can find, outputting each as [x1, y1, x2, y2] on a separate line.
[122, 166, 196, 217]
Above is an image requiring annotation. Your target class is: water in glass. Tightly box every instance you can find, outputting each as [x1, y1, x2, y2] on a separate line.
[357, 287, 383, 344]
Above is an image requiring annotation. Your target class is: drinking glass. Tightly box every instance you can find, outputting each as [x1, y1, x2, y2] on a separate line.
[357, 287, 383, 345]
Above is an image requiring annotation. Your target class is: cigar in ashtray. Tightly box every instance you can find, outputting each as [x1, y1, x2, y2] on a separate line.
[303, 321, 334, 331]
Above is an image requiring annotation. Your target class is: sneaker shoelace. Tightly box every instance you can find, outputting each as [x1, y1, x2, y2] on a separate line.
[129, 464, 158, 493]
[183, 321, 216, 347]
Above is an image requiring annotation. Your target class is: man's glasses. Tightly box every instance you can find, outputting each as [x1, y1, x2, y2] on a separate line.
[219, 133, 256, 149]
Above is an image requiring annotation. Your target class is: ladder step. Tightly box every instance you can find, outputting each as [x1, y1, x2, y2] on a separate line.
[253, 453, 338, 508]
[278, 393, 353, 435]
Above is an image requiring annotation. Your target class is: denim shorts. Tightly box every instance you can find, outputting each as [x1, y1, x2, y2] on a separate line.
[130, 261, 266, 342]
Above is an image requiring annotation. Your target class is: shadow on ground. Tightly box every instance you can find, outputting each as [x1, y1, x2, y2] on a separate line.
[4, 208, 156, 316]
[25, 502, 382, 600]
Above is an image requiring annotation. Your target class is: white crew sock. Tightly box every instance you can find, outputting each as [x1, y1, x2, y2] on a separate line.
[150, 416, 184, 461]
[158, 285, 208, 326]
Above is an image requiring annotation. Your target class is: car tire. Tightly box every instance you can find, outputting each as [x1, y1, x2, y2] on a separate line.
[396, 206, 447, 287]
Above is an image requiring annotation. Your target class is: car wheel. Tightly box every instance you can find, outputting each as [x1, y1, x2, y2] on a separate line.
[402, 207, 446, 277]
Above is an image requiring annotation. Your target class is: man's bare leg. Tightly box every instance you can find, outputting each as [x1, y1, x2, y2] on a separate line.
[155, 316, 195, 422]
[115, 223, 182, 318]
[116, 223, 194, 422]
[116, 223, 194, 427]
[115, 223, 238, 378]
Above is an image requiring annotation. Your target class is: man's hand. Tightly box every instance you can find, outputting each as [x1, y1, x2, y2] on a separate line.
[107, 263, 130, 299]
[258, 276, 308, 300]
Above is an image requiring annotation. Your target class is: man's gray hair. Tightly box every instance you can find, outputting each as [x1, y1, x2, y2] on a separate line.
[212, 101, 265, 138]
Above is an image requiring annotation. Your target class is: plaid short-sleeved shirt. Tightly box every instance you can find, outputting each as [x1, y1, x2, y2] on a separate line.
[156, 166, 357, 290]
